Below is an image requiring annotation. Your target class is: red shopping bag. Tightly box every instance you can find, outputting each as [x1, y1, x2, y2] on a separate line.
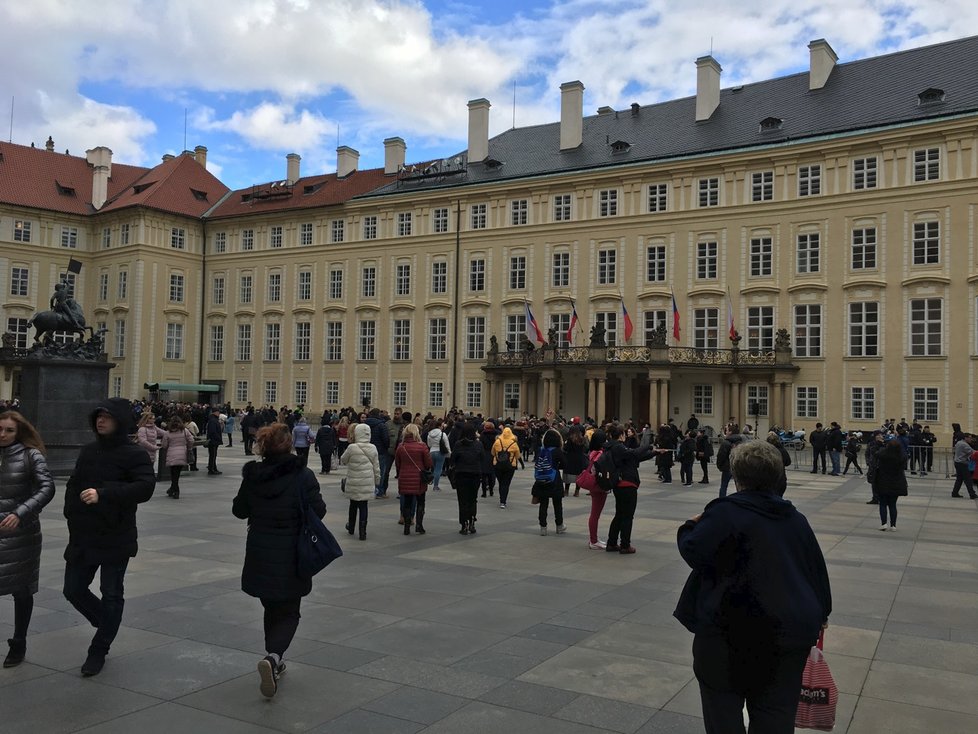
[795, 631, 838, 731]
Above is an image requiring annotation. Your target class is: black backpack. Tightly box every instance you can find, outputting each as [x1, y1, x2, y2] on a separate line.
[495, 441, 515, 472]
[594, 448, 620, 491]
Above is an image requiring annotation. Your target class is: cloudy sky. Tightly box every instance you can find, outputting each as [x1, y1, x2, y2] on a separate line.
[2, 0, 975, 189]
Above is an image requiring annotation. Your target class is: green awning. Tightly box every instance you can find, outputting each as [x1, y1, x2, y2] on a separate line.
[144, 382, 220, 393]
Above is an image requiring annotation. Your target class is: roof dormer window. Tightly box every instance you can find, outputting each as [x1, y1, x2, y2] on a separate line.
[917, 87, 945, 105]
[191, 188, 208, 201]
[55, 181, 76, 197]
[133, 181, 155, 194]
[610, 140, 631, 154]
[759, 116, 783, 132]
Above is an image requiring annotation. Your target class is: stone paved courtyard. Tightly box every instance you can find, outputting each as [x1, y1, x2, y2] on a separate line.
[2, 447, 977, 733]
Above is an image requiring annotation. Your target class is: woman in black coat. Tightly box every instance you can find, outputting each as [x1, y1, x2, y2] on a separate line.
[232, 422, 326, 698]
[532, 428, 567, 534]
[448, 423, 485, 535]
[872, 438, 907, 531]
[562, 425, 588, 496]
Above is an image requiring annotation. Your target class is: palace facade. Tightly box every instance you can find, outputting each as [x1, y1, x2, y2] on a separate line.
[2, 36, 977, 437]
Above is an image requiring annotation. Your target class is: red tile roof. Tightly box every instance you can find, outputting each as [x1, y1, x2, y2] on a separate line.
[207, 167, 394, 220]
[99, 153, 230, 219]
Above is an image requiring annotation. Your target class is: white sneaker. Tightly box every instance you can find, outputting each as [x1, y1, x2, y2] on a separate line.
[588, 540, 607, 550]
[888, 526, 897, 532]
[879, 524, 888, 531]
[556, 524, 566, 534]
[540, 527, 548, 536]
[499, 502, 506, 509]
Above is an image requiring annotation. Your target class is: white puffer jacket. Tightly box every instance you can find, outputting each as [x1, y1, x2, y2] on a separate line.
[340, 423, 380, 501]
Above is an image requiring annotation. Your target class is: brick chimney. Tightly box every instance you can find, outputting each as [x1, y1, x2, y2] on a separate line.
[467, 98, 491, 162]
[336, 146, 359, 177]
[695, 56, 722, 121]
[194, 145, 208, 169]
[45, 136, 55, 152]
[286, 153, 300, 184]
[808, 39, 838, 90]
[384, 137, 406, 174]
[85, 146, 113, 210]
[560, 81, 584, 150]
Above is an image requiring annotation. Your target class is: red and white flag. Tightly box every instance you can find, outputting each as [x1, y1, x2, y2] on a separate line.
[671, 292, 681, 342]
[620, 296, 634, 342]
[524, 300, 545, 345]
[726, 291, 737, 340]
[567, 299, 580, 344]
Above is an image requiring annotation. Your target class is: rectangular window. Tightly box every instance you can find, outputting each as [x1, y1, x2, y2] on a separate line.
[397, 212, 412, 237]
[214, 231, 227, 253]
[294, 322, 311, 360]
[297, 270, 312, 301]
[696, 242, 718, 280]
[97, 272, 108, 301]
[643, 310, 667, 347]
[509, 255, 526, 290]
[239, 275, 253, 304]
[13, 220, 31, 242]
[431, 261, 447, 294]
[796, 386, 818, 418]
[395, 263, 411, 296]
[169, 274, 184, 303]
[552, 252, 570, 288]
[849, 302, 879, 357]
[912, 221, 940, 265]
[598, 249, 617, 285]
[794, 305, 822, 357]
[797, 233, 820, 274]
[63, 273, 76, 299]
[264, 323, 281, 361]
[264, 381, 278, 405]
[362, 216, 377, 240]
[465, 316, 486, 359]
[325, 381, 340, 405]
[300, 222, 314, 246]
[241, 229, 255, 251]
[164, 323, 184, 359]
[698, 178, 719, 207]
[909, 298, 942, 356]
[170, 227, 185, 249]
[120, 223, 130, 246]
[109, 376, 121, 398]
[469, 258, 485, 292]
[267, 273, 282, 302]
[470, 203, 487, 229]
[693, 308, 719, 349]
[392, 381, 407, 407]
[549, 313, 571, 348]
[9, 267, 29, 297]
[912, 387, 939, 422]
[330, 220, 344, 244]
[61, 226, 78, 248]
[798, 165, 821, 196]
[5, 318, 28, 349]
[428, 382, 444, 408]
[503, 383, 521, 412]
[235, 380, 249, 404]
[913, 148, 940, 182]
[433, 207, 449, 234]
[746, 385, 769, 417]
[428, 318, 447, 360]
[646, 245, 667, 282]
[361, 266, 376, 298]
[851, 227, 877, 270]
[747, 306, 774, 351]
[113, 319, 126, 358]
[358, 320, 376, 360]
[851, 386, 876, 421]
[751, 171, 773, 202]
[506, 314, 527, 348]
[209, 325, 224, 361]
[594, 312, 618, 347]
[647, 183, 667, 212]
[466, 382, 483, 410]
[270, 226, 283, 248]
[853, 157, 878, 190]
[692, 385, 714, 415]
[328, 268, 344, 300]
[749, 237, 772, 277]
[102, 227, 111, 249]
[392, 319, 411, 360]
[236, 323, 252, 361]
[511, 199, 528, 225]
[598, 189, 618, 216]
[358, 382, 373, 407]
[553, 194, 572, 222]
[325, 322, 343, 361]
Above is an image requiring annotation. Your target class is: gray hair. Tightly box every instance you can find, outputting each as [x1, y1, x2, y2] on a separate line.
[729, 439, 784, 493]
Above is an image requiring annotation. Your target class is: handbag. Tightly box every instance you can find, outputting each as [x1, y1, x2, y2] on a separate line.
[403, 446, 433, 485]
[794, 630, 838, 731]
[296, 480, 343, 577]
[438, 432, 448, 455]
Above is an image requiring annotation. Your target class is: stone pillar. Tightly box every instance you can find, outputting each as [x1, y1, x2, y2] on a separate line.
[586, 378, 596, 422]
[730, 379, 742, 425]
[486, 378, 496, 418]
[769, 379, 781, 429]
[657, 378, 669, 426]
[520, 377, 529, 416]
[597, 378, 607, 423]
[648, 378, 659, 428]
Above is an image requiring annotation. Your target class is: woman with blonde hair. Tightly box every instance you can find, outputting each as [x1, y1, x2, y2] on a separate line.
[0, 411, 56, 667]
[394, 424, 433, 535]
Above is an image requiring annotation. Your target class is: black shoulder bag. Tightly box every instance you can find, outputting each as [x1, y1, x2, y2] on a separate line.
[296, 480, 343, 577]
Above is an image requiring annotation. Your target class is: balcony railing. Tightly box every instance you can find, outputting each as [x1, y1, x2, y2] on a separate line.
[485, 345, 786, 369]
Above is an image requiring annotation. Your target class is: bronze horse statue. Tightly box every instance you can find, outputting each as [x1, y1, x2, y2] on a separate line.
[27, 310, 91, 344]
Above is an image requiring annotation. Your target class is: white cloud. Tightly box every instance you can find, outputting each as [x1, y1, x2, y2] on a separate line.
[197, 102, 335, 153]
[33, 92, 157, 163]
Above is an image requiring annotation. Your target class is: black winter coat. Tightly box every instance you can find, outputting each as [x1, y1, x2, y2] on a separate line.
[872, 443, 908, 498]
[604, 432, 653, 487]
[0, 443, 56, 594]
[232, 454, 326, 600]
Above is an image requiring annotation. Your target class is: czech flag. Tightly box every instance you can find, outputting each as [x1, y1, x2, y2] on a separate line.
[567, 300, 579, 343]
[620, 298, 634, 342]
[671, 292, 681, 342]
[727, 292, 737, 340]
[525, 300, 545, 345]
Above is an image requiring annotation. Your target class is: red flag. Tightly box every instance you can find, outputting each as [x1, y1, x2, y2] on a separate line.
[567, 300, 579, 343]
[621, 298, 634, 342]
[671, 293, 681, 342]
[524, 300, 544, 345]
[727, 292, 737, 340]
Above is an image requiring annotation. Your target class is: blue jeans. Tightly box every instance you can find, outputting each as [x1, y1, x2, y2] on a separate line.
[375, 452, 389, 496]
[63, 558, 130, 655]
[719, 470, 732, 497]
[829, 450, 841, 474]
[431, 451, 446, 490]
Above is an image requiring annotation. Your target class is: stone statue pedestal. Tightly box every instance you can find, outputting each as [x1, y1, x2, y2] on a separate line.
[15, 356, 115, 475]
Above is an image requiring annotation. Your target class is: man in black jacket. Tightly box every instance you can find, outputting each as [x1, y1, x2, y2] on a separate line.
[206, 406, 223, 475]
[63, 398, 156, 676]
[809, 423, 827, 474]
[826, 422, 844, 476]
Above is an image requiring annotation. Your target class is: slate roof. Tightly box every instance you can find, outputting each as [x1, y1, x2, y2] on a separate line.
[364, 34, 978, 198]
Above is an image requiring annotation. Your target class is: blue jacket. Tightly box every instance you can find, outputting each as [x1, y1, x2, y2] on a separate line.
[673, 491, 831, 651]
[365, 415, 389, 456]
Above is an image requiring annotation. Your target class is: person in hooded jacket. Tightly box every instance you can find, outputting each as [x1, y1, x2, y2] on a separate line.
[532, 428, 567, 535]
[160, 415, 194, 499]
[340, 423, 380, 540]
[562, 425, 589, 497]
[715, 424, 747, 498]
[313, 418, 336, 475]
[232, 423, 326, 698]
[604, 423, 653, 554]
[63, 398, 156, 677]
[448, 423, 483, 534]
[491, 425, 521, 509]
[873, 437, 908, 530]
[479, 422, 498, 498]
[678, 430, 697, 486]
[674, 439, 832, 734]
[0, 411, 56, 668]
[394, 424, 433, 535]
[291, 415, 313, 468]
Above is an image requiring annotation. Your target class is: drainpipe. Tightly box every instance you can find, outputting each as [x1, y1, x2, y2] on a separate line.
[451, 200, 462, 413]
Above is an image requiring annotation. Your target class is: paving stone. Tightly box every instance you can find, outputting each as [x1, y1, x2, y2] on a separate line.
[555, 694, 656, 733]
[74, 701, 279, 733]
[307, 709, 424, 734]
[363, 685, 467, 724]
[478, 679, 580, 715]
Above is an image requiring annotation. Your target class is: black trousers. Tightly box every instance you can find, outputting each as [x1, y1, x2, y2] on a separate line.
[952, 462, 975, 496]
[693, 634, 809, 734]
[207, 443, 219, 471]
[843, 456, 862, 474]
[260, 598, 301, 657]
[699, 458, 710, 481]
[538, 492, 563, 527]
[318, 449, 332, 473]
[10, 589, 33, 641]
[63, 557, 129, 655]
[455, 477, 480, 525]
[680, 459, 695, 484]
[811, 449, 826, 473]
[243, 431, 255, 455]
[496, 468, 515, 504]
[168, 465, 184, 491]
[295, 446, 309, 467]
[608, 485, 638, 547]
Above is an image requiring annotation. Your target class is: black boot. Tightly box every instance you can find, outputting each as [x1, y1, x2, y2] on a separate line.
[4, 638, 26, 668]
[404, 519, 411, 535]
[415, 509, 426, 535]
[359, 520, 367, 541]
[468, 519, 477, 534]
[347, 505, 357, 535]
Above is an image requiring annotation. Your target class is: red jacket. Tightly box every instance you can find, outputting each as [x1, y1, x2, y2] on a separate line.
[395, 440, 433, 495]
